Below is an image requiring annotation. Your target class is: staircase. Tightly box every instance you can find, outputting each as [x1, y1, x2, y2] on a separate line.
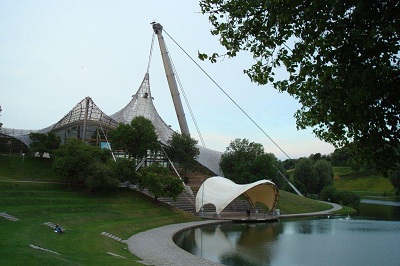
[136, 186, 258, 215]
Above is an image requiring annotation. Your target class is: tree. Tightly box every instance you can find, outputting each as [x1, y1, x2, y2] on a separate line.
[109, 116, 159, 160]
[199, 0, 400, 173]
[314, 159, 334, 193]
[108, 158, 138, 184]
[53, 140, 109, 185]
[138, 164, 184, 200]
[85, 162, 119, 192]
[220, 138, 283, 185]
[164, 132, 200, 177]
[330, 147, 352, 167]
[389, 168, 400, 195]
[293, 158, 318, 195]
[29, 132, 61, 157]
[293, 158, 333, 195]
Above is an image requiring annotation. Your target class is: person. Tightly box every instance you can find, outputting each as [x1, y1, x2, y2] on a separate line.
[54, 224, 63, 234]
[246, 209, 251, 219]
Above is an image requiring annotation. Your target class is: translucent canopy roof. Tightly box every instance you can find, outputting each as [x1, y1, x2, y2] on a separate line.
[196, 176, 279, 214]
[111, 73, 174, 143]
[52, 97, 118, 131]
[1, 72, 225, 175]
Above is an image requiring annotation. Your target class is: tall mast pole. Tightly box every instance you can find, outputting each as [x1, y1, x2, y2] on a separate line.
[152, 23, 190, 136]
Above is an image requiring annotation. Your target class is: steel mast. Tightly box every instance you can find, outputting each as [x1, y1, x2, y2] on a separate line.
[152, 22, 190, 136]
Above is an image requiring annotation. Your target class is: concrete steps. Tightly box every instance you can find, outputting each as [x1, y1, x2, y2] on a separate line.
[136, 187, 260, 215]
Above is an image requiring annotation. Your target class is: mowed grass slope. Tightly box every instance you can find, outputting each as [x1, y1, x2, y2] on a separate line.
[0, 182, 200, 265]
[333, 166, 395, 195]
[0, 154, 355, 264]
[0, 154, 65, 182]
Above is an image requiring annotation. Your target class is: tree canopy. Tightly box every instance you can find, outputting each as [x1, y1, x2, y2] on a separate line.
[293, 158, 333, 195]
[109, 116, 159, 160]
[53, 139, 110, 185]
[29, 132, 61, 157]
[199, 0, 400, 173]
[164, 132, 200, 176]
[220, 138, 284, 186]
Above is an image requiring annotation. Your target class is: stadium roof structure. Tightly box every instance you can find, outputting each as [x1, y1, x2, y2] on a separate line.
[0, 71, 224, 175]
[52, 97, 118, 132]
[195, 176, 279, 214]
[111, 73, 174, 144]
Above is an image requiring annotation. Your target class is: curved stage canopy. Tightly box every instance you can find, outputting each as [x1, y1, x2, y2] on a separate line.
[196, 176, 279, 214]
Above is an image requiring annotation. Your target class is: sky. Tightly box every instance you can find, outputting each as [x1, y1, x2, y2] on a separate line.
[0, 0, 335, 160]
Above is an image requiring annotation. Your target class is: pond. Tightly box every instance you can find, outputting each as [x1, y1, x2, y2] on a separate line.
[174, 200, 400, 266]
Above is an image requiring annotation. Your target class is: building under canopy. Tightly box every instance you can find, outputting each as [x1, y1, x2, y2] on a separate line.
[195, 176, 279, 215]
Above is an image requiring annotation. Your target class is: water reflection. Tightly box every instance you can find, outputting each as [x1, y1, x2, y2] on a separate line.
[175, 217, 400, 266]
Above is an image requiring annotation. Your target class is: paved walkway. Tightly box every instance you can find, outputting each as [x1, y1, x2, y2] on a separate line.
[126, 220, 228, 266]
[126, 202, 342, 266]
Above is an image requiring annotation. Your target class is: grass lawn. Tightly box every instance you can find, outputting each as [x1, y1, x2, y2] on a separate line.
[276, 190, 333, 214]
[0, 182, 200, 265]
[0, 155, 65, 182]
[0, 154, 357, 264]
[334, 175, 395, 194]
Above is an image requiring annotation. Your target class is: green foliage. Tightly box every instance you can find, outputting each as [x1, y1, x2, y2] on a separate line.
[320, 185, 337, 202]
[53, 139, 110, 185]
[388, 168, 400, 193]
[334, 191, 360, 210]
[293, 158, 318, 195]
[330, 147, 352, 166]
[294, 158, 334, 195]
[314, 159, 334, 192]
[85, 162, 119, 192]
[29, 132, 61, 157]
[220, 138, 284, 186]
[165, 132, 200, 176]
[320, 185, 360, 209]
[199, 0, 400, 174]
[109, 116, 159, 159]
[109, 158, 138, 183]
[139, 164, 184, 200]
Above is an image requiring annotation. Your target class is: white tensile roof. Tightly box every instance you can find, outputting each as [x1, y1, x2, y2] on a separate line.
[196, 176, 279, 214]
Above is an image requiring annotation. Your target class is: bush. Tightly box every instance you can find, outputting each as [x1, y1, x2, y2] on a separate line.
[320, 185, 336, 202]
[85, 162, 119, 192]
[334, 191, 360, 209]
[138, 164, 184, 200]
[109, 158, 138, 183]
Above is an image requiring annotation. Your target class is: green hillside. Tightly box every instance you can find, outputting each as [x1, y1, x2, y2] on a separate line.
[0, 154, 356, 264]
[333, 166, 395, 195]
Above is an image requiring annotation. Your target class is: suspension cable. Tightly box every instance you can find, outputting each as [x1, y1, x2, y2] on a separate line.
[147, 32, 156, 74]
[98, 120, 116, 162]
[163, 41, 206, 147]
[162, 28, 293, 162]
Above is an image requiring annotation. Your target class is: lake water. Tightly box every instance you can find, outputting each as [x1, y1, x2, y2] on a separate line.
[175, 200, 400, 266]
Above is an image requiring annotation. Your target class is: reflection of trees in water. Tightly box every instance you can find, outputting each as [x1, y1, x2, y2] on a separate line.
[359, 204, 400, 220]
[173, 229, 198, 253]
[220, 254, 259, 266]
[290, 218, 333, 235]
[206, 222, 281, 265]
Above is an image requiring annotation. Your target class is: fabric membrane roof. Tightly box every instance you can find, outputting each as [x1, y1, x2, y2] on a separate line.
[0, 72, 224, 175]
[196, 176, 279, 214]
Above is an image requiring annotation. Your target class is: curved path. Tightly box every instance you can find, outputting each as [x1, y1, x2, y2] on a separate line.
[126, 220, 228, 266]
[126, 202, 342, 266]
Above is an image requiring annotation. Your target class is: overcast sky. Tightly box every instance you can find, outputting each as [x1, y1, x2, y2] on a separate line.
[0, 0, 335, 159]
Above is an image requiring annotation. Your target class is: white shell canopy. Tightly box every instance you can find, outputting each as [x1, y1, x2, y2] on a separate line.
[195, 176, 279, 214]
